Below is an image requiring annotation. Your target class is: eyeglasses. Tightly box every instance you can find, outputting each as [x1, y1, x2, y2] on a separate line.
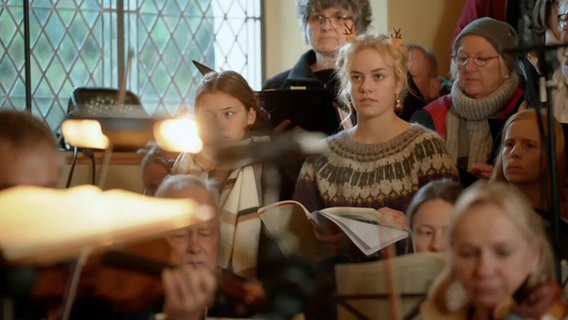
[558, 13, 568, 30]
[453, 55, 499, 67]
[308, 13, 353, 26]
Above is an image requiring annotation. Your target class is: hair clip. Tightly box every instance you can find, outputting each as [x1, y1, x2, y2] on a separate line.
[390, 28, 403, 48]
[343, 23, 357, 42]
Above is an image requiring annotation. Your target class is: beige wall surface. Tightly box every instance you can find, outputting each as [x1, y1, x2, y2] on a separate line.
[387, 0, 465, 76]
[264, 0, 465, 80]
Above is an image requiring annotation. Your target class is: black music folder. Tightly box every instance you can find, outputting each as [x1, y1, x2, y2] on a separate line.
[258, 89, 341, 135]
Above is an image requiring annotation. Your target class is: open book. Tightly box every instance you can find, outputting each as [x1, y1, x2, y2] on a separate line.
[258, 200, 408, 260]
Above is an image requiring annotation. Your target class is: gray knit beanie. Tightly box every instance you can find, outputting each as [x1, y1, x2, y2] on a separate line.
[453, 17, 519, 71]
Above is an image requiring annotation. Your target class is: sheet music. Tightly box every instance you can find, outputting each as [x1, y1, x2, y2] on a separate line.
[311, 210, 408, 256]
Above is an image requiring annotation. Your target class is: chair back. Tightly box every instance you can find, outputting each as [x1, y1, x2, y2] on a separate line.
[68, 87, 147, 117]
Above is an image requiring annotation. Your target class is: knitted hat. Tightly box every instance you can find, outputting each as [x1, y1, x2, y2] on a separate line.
[453, 17, 519, 70]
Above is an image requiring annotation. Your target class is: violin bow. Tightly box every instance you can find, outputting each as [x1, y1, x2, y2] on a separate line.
[96, 48, 134, 188]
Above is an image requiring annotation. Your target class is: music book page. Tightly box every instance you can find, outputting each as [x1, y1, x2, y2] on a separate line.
[0, 185, 199, 265]
[312, 209, 408, 256]
[258, 200, 408, 258]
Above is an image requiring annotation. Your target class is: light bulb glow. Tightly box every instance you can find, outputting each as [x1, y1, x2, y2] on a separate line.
[154, 117, 203, 153]
[61, 119, 110, 149]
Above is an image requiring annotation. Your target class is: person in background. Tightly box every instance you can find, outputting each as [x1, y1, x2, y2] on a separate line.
[491, 109, 566, 216]
[533, 0, 562, 47]
[407, 179, 463, 253]
[411, 17, 525, 179]
[138, 142, 177, 196]
[421, 181, 567, 319]
[490, 109, 568, 260]
[263, 0, 373, 201]
[155, 175, 265, 320]
[172, 70, 275, 277]
[408, 44, 443, 104]
[453, 0, 546, 109]
[263, 0, 372, 134]
[399, 44, 444, 121]
[0, 110, 62, 191]
[552, 0, 568, 122]
[263, 0, 372, 96]
[0, 110, 63, 319]
[293, 33, 457, 255]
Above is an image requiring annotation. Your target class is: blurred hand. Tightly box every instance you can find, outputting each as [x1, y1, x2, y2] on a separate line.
[469, 163, 494, 179]
[377, 207, 408, 230]
[162, 264, 217, 320]
[273, 119, 293, 133]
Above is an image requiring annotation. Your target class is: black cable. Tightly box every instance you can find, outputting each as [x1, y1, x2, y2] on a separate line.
[87, 149, 96, 185]
[66, 147, 79, 188]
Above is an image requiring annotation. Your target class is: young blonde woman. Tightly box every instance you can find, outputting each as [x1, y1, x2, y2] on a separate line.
[422, 181, 566, 319]
[292, 33, 457, 255]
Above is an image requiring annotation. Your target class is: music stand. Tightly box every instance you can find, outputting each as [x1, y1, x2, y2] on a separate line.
[335, 253, 446, 320]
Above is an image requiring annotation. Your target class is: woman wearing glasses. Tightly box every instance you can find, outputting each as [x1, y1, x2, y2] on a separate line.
[262, 0, 372, 201]
[263, 0, 372, 95]
[412, 17, 525, 179]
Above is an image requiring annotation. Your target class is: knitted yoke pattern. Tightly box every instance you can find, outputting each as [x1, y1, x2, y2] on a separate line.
[295, 125, 457, 212]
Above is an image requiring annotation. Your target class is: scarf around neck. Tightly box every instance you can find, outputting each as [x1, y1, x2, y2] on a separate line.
[446, 73, 519, 169]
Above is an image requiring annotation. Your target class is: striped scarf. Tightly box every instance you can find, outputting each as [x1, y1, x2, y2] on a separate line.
[172, 136, 270, 277]
[218, 163, 263, 277]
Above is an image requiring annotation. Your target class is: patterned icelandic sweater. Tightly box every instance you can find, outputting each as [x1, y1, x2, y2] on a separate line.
[293, 125, 458, 212]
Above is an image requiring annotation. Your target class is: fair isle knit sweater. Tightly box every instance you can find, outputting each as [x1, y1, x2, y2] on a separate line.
[292, 125, 458, 212]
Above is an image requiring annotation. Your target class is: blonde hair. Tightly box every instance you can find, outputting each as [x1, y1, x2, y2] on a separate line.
[335, 33, 408, 116]
[426, 181, 555, 313]
[491, 109, 566, 211]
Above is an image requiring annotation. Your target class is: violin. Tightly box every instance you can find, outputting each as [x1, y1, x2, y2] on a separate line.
[28, 238, 265, 318]
[28, 238, 169, 318]
[509, 277, 568, 320]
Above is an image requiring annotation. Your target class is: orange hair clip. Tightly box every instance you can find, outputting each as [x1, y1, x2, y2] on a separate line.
[343, 23, 357, 42]
[391, 28, 403, 48]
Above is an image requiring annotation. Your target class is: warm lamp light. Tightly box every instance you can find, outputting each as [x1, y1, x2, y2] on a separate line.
[61, 119, 110, 149]
[154, 116, 203, 153]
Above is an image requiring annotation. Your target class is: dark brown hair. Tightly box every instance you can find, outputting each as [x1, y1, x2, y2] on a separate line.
[195, 71, 271, 135]
[0, 110, 57, 150]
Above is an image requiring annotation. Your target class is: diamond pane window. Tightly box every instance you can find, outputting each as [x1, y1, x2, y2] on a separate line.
[0, 0, 263, 130]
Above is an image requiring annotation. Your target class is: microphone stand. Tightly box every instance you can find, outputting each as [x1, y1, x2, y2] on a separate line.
[541, 60, 562, 284]
[507, 0, 566, 282]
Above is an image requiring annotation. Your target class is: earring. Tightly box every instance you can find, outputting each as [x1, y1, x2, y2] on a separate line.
[395, 96, 402, 112]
